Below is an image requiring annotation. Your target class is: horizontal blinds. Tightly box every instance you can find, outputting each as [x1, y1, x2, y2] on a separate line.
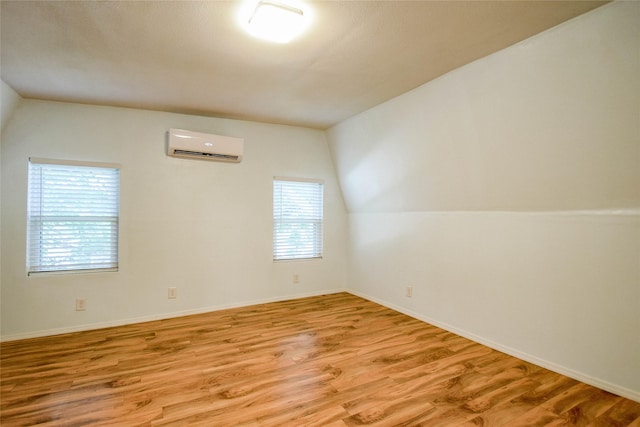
[273, 178, 323, 261]
[27, 160, 120, 274]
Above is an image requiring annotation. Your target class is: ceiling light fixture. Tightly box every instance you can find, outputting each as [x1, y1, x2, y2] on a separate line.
[246, 0, 309, 43]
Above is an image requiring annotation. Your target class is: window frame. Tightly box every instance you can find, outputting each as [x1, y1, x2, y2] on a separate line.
[273, 176, 324, 262]
[26, 157, 121, 276]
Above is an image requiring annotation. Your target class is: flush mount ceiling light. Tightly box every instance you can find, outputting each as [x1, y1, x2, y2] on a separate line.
[245, 0, 310, 43]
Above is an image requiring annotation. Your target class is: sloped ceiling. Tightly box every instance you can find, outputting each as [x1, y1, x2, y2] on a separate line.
[0, 1, 607, 129]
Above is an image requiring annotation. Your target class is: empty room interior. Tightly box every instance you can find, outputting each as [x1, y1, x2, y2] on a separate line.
[1, 0, 639, 425]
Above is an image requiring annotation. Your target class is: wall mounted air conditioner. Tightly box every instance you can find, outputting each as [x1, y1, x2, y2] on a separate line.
[168, 128, 244, 163]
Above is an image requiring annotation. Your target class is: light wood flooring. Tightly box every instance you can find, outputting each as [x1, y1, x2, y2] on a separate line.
[1, 292, 639, 426]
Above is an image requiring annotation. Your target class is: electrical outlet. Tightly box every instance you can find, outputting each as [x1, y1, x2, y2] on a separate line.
[75, 298, 86, 311]
[168, 287, 177, 299]
[405, 286, 413, 298]
[293, 274, 300, 284]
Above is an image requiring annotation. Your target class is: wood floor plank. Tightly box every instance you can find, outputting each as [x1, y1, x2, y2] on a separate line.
[504, 406, 570, 426]
[1, 292, 639, 426]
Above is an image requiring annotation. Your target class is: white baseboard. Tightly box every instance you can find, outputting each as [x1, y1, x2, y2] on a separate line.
[347, 289, 640, 403]
[0, 288, 348, 342]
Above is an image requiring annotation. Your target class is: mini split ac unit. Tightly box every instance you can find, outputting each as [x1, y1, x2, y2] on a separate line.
[168, 128, 244, 163]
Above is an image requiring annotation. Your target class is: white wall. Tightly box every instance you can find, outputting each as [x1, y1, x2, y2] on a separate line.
[1, 80, 21, 132]
[1, 100, 347, 339]
[1, 80, 23, 327]
[327, 2, 639, 400]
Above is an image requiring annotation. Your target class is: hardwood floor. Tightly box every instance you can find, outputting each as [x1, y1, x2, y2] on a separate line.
[1, 292, 639, 426]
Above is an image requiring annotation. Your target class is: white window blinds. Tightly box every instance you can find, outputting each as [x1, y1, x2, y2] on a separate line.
[27, 158, 120, 274]
[273, 178, 323, 261]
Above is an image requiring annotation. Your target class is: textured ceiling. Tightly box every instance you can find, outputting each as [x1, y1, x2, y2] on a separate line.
[1, 1, 607, 129]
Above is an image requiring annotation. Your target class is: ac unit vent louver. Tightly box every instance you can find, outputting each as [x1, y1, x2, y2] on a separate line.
[168, 129, 244, 163]
[172, 150, 240, 161]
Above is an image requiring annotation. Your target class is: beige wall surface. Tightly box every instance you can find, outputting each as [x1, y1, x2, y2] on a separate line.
[328, 2, 640, 400]
[1, 80, 21, 132]
[1, 100, 348, 339]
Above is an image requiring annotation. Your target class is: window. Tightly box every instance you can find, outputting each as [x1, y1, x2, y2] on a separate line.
[273, 177, 323, 261]
[27, 158, 120, 274]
